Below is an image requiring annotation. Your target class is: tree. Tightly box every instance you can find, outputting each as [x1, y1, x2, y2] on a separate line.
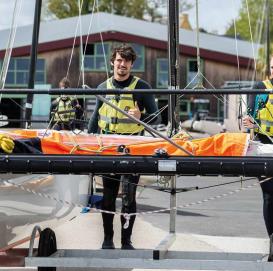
[47, 0, 91, 18]
[46, 0, 193, 22]
[225, 0, 273, 43]
[225, 0, 273, 75]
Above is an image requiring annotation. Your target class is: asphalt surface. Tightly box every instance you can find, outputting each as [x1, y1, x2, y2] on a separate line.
[137, 175, 267, 238]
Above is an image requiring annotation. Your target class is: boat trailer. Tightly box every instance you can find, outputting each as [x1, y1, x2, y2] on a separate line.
[1, 154, 273, 270]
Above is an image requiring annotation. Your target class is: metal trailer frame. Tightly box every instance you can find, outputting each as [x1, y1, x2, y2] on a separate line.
[0, 154, 271, 270]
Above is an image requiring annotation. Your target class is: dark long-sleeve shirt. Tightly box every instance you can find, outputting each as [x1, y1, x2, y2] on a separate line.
[88, 75, 160, 133]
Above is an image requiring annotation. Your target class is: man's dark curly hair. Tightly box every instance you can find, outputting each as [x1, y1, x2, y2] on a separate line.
[110, 44, 137, 64]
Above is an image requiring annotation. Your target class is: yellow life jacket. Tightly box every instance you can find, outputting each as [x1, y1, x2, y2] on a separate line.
[53, 97, 75, 122]
[98, 76, 145, 134]
[255, 79, 273, 136]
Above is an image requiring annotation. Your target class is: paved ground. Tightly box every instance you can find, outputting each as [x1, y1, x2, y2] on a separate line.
[13, 175, 272, 270]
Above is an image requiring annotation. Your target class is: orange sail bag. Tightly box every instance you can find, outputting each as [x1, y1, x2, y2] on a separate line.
[3, 129, 249, 156]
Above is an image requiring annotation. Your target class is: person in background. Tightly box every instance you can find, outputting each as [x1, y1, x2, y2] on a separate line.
[51, 77, 83, 130]
[243, 55, 273, 261]
[88, 44, 160, 250]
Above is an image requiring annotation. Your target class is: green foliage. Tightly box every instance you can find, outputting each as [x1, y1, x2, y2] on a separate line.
[225, 0, 273, 43]
[225, 0, 273, 74]
[48, 0, 91, 18]
[47, 0, 193, 22]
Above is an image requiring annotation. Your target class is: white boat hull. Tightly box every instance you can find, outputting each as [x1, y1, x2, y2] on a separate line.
[0, 173, 90, 251]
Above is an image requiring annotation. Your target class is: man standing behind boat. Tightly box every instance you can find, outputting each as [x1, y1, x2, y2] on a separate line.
[88, 44, 159, 249]
[51, 77, 83, 130]
[243, 55, 273, 260]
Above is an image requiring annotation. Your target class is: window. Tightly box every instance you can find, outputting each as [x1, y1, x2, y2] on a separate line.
[186, 58, 203, 88]
[83, 43, 111, 71]
[156, 58, 168, 88]
[4, 57, 46, 86]
[83, 42, 145, 72]
[131, 43, 145, 72]
[179, 100, 191, 118]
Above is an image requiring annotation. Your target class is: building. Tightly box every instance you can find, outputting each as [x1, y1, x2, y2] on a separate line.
[0, 12, 260, 127]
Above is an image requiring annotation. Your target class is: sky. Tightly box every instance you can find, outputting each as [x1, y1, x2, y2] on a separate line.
[0, 0, 242, 34]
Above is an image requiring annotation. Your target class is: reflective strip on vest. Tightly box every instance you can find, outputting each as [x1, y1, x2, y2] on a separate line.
[99, 115, 134, 124]
[255, 80, 273, 136]
[98, 76, 145, 134]
[54, 98, 75, 122]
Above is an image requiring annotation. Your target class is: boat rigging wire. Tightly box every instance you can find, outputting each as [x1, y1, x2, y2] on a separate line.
[65, 0, 84, 80]
[0, 0, 22, 93]
[232, 0, 241, 84]
[3, 176, 259, 221]
[77, 0, 96, 88]
[94, 0, 110, 79]
[192, 0, 204, 89]
[245, 0, 258, 77]
[78, 0, 85, 87]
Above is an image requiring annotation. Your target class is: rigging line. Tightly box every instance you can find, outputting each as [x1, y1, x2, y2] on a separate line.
[65, 0, 84, 80]
[245, 0, 258, 79]
[194, 177, 257, 191]
[94, 174, 256, 194]
[232, 0, 241, 84]
[248, 0, 266, 80]
[192, 0, 204, 89]
[77, 0, 96, 88]
[95, 0, 109, 79]
[201, 73, 247, 131]
[0, 0, 22, 94]
[78, 0, 85, 87]
[76, 0, 97, 125]
[9, 98, 26, 111]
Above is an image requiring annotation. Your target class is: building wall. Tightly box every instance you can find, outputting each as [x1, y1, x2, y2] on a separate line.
[33, 44, 257, 125]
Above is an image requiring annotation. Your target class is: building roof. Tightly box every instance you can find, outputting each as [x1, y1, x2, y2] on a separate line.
[0, 12, 260, 66]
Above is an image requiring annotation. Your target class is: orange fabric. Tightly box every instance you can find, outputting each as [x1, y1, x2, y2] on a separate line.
[2, 130, 249, 156]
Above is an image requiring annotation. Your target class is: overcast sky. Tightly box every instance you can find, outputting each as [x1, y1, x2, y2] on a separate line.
[0, 0, 242, 34]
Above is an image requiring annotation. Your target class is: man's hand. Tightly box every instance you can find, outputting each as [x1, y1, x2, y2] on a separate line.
[128, 102, 141, 120]
[242, 115, 255, 129]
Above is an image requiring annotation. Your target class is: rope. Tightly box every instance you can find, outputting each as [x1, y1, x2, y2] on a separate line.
[232, 0, 241, 84]
[77, 0, 96, 88]
[0, 0, 22, 92]
[245, 0, 258, 76]
[65, 0, 84, 79]
[95, 0, 109, 79]
[78, 0, 85, 87]
[4, 176, 259, 229]
[192, 0, 204, 89]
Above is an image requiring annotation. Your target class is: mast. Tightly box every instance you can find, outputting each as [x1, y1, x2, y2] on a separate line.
[25, 0, 42, 128]
[167, 0, 179, 236]
[266, 0, 270, 78]
[167, 0, 180, 137]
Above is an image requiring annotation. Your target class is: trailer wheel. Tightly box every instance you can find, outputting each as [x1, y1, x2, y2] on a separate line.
[38, 227, 57, 271]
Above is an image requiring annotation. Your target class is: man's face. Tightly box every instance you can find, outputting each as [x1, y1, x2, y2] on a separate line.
[112, 53, 133, 79]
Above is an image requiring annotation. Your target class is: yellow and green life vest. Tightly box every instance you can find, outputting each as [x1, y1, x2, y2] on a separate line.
[98, 76, 145, 134]
[255, 79, 273, 136]
[53, 97, 76, 122]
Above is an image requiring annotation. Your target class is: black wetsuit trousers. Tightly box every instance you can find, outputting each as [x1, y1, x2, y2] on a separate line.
[101, 174, 140, 242]
[260, 177, 273, 236]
